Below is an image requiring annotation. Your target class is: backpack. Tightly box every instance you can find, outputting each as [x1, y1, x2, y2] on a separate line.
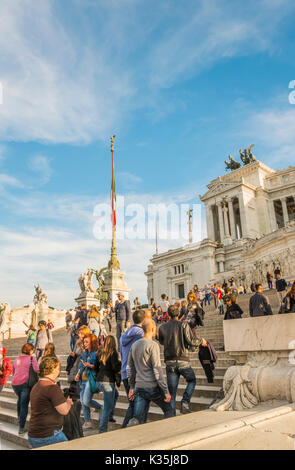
[88, 317, 100, 332]
[29, 332, 36, 342]
[228, 309, 242, 319]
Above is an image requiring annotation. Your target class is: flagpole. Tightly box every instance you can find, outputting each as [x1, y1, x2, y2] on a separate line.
[108, 135, 120, 270]
[155, 218, 159, 255]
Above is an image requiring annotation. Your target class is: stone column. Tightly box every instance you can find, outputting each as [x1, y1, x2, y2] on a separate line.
[222, 204, 231, 238]
[228, 198, 236, 239]
[168, 280, 173, 300]
[217, 202, 225, 242]
[268, 199, 277, 231]
[238, 193, 248, 238]
[219, 261, 224, 273]
[185, 278, 190, 297]
[205, 204, 215, 240]
[281, 197, 289, 226]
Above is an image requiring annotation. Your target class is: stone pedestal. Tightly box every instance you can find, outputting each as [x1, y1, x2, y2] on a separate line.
[211, 315, 295, 411]
[103, 268, 131, 305]
[75, 292, 100, 309]
[36, 301, 49, 323]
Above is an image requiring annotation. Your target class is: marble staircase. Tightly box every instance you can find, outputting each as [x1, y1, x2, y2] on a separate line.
[0, 288, 280, 449]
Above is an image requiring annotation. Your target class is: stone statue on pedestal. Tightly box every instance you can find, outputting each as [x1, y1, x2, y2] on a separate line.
[0, 302, 11, 333]
[91, 267, 109, 305]
[76, 267, 109, 309]
[78, 269, 96, 296]
[239, 144, 256, 165]
[33, 284, 48, 305]
[225, 155, 241, 171]
[33, 284, 48, 323]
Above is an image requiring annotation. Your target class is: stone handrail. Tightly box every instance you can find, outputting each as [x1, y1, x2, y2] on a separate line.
[211, 314, 295, 411]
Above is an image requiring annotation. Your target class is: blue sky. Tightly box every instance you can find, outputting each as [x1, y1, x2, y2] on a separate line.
[1, 0, 295, 308]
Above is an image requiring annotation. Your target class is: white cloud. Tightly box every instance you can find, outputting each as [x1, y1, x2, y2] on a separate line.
[146, 0, 294, 89]
[0, 0, 134, 144]
[0, 0, 294, 143]
[0, 173, 23, 188]
[0, 224, 157, 308]
[118, 171, 142, 190]
[28, 155, 52, 185]
[0, 179, 207, 308]
[238, 102, 295, 166]
[0, 145, 6, 162]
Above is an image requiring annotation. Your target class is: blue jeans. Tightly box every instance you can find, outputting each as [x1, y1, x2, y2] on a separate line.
[205, 294, 211, 306]
[122, 378, 134, 428]
[70, 334, 78, 352]
[12, 383, 31, 429]
[96, 381, 116, 433]
[166, 362, 196, 415]
[110, 387, 118, 420]
[28, 430, 68, 449]
[81, 380, 102, 422]
[133, 386, 173, 424]
[122, 379, 148, 427]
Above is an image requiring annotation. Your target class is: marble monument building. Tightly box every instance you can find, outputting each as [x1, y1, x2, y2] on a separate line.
[145, 158, 295, 304]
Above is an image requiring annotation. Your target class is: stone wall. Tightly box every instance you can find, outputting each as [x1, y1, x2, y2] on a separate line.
[1, 303, 67, 339]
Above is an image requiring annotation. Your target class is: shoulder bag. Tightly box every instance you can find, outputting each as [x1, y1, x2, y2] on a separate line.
[28, 357, 38, 388]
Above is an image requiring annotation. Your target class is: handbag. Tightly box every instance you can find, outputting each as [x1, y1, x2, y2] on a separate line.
[230, 310, 242, 319]
[88, 371, 98, 394]
[28, 357, 38, 388]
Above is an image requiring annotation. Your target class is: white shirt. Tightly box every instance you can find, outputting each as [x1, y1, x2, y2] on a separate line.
[159, 300, 169, 313]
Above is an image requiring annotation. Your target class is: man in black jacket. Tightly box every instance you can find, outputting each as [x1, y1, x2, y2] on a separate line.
[249, 284, 273, 317]
[115, 293, 131, 346]
[158, 305, 207, 415]
[74, 304, 88, 328]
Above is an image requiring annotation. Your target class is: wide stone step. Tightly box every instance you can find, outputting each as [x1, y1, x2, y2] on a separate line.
[66, 372, 224, 386]
[0, 407, 22, 426]
[0, 419, 30, 449]
[1, 379, 218, 422]
[7, 355, 233, 370]
[57, 364, 228, 377]
[56, 374, 224, 387]
[0, 405, 124, 449]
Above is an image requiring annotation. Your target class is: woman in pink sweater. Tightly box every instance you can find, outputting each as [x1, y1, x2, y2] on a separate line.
[12, 343, 39, 435]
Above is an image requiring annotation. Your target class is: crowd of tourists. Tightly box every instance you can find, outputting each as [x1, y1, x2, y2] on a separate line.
[1, 267, 295, 449]
[0, 290, 215, 448]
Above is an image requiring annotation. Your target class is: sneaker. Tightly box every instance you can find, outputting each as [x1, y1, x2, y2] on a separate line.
[109, 417, 116, 423]
[18, 427, 27, 435]
[127, 417, 140, 427]
[82, 421, 93, 430]
[180, 402, 191, 414]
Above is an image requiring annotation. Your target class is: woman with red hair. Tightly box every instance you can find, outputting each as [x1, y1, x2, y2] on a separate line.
[0, 346, 12, 393]
[75, 334, 101, 430]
